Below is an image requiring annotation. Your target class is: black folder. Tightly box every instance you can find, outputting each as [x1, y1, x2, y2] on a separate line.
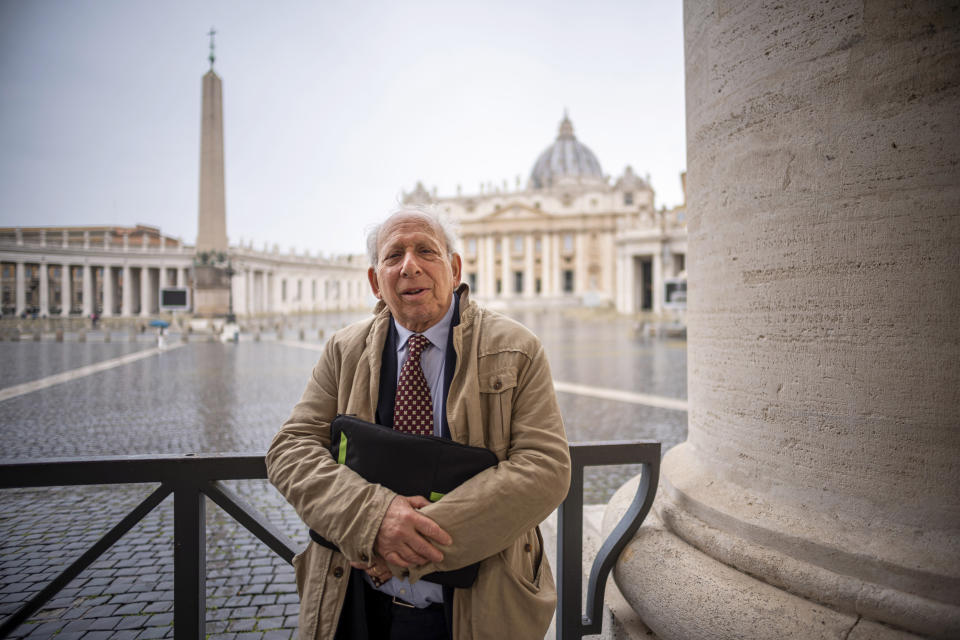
[309, 414, 498, 588]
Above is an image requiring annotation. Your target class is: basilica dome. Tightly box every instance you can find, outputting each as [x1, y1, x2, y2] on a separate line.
[529, 113, 604, 189]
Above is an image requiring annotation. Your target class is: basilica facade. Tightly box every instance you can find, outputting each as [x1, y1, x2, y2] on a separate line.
[404, 114, 687, 315]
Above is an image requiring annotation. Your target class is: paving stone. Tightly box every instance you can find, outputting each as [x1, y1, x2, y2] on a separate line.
[256, 604, 285, 618]
[261, 630, 292, 640]
[140, 601, 171, 614]
[86, 604, 120, 617]
[227, 619, 257, 633]
[114, 615, 150, 630]
[108, 630, 141, 640]
[87, 616, 122, 631]
[135, 628, 170, 639]
[233, 633, 264, 640]
[205, 620, 230, 634]
[26, 621, 65, 637]
[80, 632, 115, 640]
[114, 602, 145, 615]
[63, 619, 96, 633]
[207, 634, 236, 640]
[108, 593, 138, 605]
[145, 613, 172, 628]
[255, 617, 285, 630]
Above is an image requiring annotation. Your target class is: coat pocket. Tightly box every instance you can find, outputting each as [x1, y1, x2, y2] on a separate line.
[498, 527, 544, 593]
[478, 367, 518, 453]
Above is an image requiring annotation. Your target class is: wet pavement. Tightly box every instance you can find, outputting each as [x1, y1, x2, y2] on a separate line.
[0, 308, 687, 638]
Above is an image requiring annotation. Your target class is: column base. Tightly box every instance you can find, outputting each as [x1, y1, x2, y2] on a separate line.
[602, 475, 947, 639]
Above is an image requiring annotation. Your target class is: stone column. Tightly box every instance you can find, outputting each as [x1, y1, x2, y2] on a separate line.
[541, 232, 552, 297]
[121, 265, 133, 317]
[553, 232, 563, 294]
[615, 249, 630, 313]
[245, 269, 253, 315]
[523, 234, 535, 297]
[60, 264, 71, 316]
[14, 261, 25, 316]
[651, 248, 662, 314]
[39, 263, 49, 317]
[139, 266, 151, 317]
[102, 267, 114, 317]
[500, 236, 511, 298]
[610, 2, 960, 638]
[82, 264, 93, 317]
[177, 267, 186, 288]
[159, 266, 169, 290]
[574, 232, 586, 295]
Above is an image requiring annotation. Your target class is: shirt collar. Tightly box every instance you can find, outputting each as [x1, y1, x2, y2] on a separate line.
[393, 294, 456, 352]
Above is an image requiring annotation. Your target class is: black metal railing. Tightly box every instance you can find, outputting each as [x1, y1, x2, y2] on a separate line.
[0, 441, 659, 640]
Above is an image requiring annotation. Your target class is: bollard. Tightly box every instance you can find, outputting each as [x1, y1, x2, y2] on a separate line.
[254, 331, 261, 342]
[181, 332, 188, 343]
[104, 331, 111, 343]
[129, 331, 137, 343]
[78, 330, 86, 343]
[299, 328, 305, 341]
[33, 331, 41, 342]
[277, 330, 284, 341]
[318, 328, 325, 340]
[55, 329, 64, 342]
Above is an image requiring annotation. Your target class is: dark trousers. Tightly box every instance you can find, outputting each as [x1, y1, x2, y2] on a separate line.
[335, 570, 451, 640]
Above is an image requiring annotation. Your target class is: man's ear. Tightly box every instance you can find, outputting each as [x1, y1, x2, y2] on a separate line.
[367, 267, 381, 299]
[450, 253, 462, 285]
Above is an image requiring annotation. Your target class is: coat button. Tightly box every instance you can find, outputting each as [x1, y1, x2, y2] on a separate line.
[493, 381, 502, 390]
[333, 566, 344, 578]
[360, 553, 369, 563]
[524, 543, 532, 552]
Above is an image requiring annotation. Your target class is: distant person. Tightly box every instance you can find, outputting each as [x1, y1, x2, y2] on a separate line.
[267, 206, 570, 639]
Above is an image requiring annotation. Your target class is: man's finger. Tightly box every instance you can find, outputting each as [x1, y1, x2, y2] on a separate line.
[412, 512, 452, 547]
[407, 495, 431, 509]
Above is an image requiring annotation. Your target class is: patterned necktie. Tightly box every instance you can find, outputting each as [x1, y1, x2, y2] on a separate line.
[394, 334, 434, 436]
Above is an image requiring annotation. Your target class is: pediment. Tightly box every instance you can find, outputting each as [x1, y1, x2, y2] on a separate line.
[476, 202, 552, 222]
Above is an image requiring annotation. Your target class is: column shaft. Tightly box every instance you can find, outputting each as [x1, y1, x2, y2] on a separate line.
[61, 264, 71, 316]
[82, 265, 93, 317]
[523, 234, 535, 297]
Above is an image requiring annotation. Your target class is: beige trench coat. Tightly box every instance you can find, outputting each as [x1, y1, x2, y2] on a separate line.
[266, 286, 571, 640]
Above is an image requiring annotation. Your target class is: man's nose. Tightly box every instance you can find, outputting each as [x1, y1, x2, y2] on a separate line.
[400, 251, 422, 276]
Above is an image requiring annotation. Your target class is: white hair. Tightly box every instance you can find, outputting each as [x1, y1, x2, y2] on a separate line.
[365, 204, 459, 267]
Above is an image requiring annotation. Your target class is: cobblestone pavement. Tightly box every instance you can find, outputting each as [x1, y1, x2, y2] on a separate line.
[0, 308, 687, 638]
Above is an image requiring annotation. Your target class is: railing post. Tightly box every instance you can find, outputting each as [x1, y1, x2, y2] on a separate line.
[174, 485, 206, 639]
[556, 460, 584, 640]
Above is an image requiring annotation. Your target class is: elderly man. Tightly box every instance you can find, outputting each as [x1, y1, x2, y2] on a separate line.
[267, 207, 570, 640]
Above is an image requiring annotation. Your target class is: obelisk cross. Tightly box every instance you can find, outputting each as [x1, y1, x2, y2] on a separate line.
[208, 27, 216, 69]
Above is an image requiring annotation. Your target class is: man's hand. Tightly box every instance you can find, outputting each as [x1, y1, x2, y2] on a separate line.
[375, 495, 452, 568]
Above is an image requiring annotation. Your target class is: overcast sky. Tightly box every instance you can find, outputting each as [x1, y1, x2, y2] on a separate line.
[0, 0, 685, 256]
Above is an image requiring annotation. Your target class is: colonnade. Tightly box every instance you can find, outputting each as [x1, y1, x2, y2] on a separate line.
[2, 259, 189, 318]
[464, 230, 602, 299]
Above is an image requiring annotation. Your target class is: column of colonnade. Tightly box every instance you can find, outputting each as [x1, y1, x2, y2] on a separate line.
[82, 265, 92, 317]
[609, 1, 960, 637]
[523, 235, 535, 297]
[60, 263, 70, 317]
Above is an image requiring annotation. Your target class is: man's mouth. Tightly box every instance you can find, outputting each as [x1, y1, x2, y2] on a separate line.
[401, 288, 428, 297]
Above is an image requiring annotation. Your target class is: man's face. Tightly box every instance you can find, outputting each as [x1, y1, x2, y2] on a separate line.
[368, 213, 462, 333]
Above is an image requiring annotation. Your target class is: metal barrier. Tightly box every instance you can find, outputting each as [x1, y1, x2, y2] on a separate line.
[0, 442, 659, 640]
[556, 441, 660, 640]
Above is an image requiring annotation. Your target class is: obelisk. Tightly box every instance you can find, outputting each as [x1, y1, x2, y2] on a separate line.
[193, 28, 231, 317]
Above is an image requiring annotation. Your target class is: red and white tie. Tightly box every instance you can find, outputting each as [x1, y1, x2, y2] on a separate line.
[394, 334, 434, 436]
